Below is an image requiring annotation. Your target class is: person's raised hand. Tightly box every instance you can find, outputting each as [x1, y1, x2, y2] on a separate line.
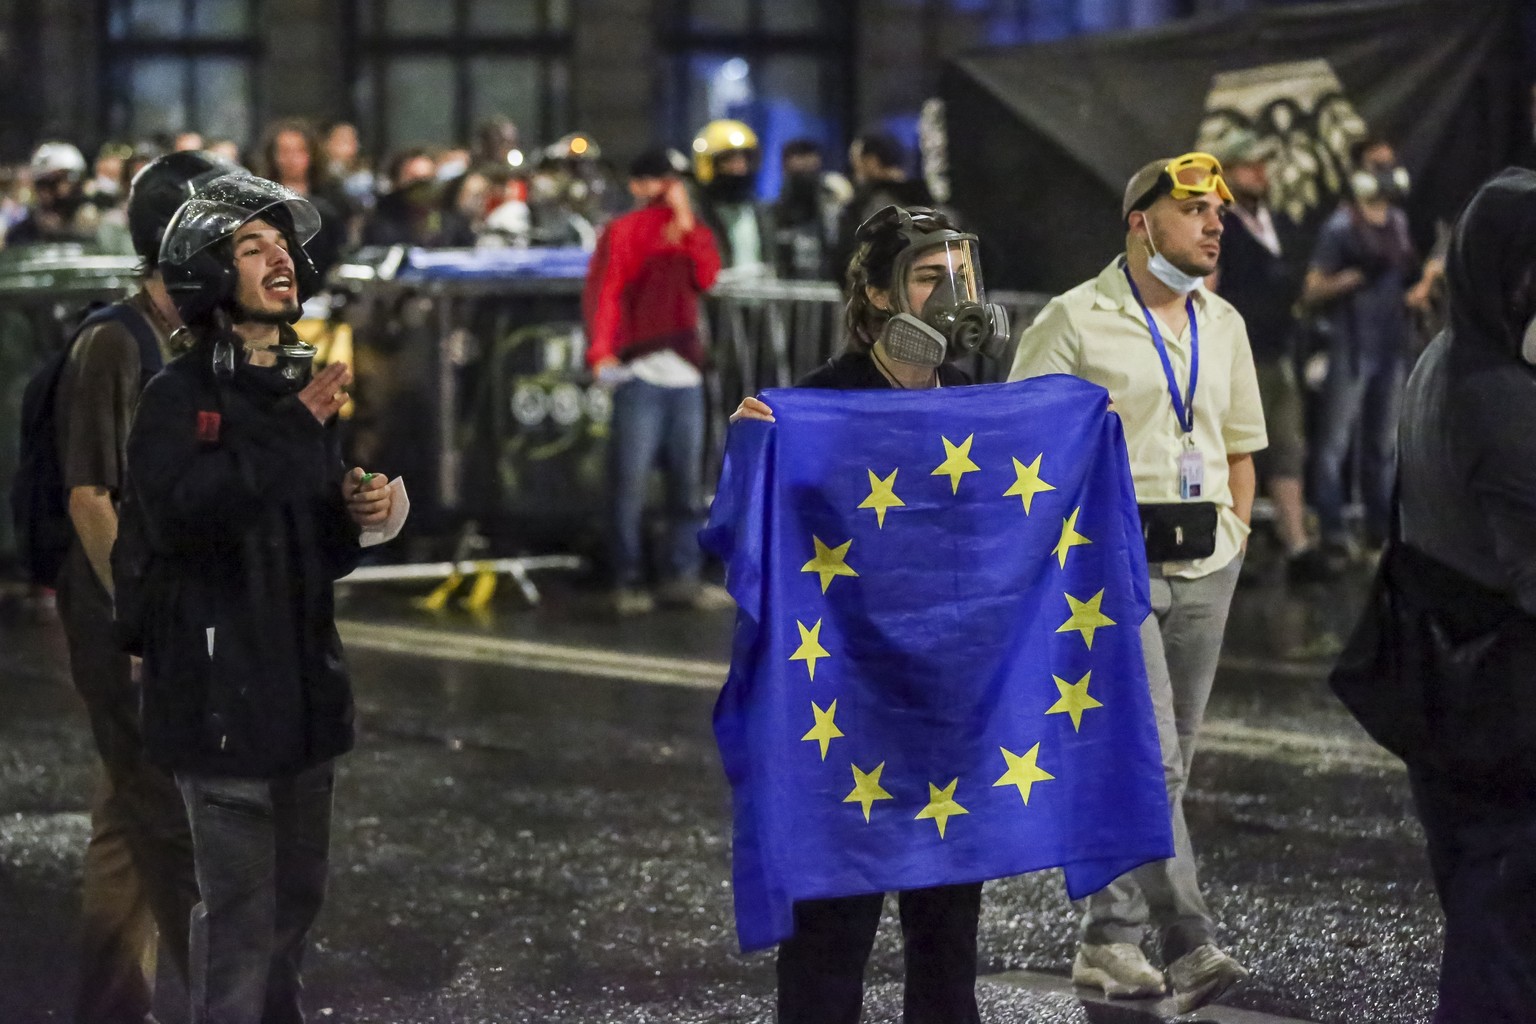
[730, 396, 775, 424]
[298, 362, 353, 424]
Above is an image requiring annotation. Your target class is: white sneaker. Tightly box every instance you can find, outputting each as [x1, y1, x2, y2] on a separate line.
[610, 587, 655, 616]
[1072, 942, 1167, 998]
[656, 579, 734, 611]
[1167, 943, 1249, 1013]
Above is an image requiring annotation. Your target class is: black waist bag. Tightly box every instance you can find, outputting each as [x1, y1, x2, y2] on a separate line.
[1138, 502, 1219, 562]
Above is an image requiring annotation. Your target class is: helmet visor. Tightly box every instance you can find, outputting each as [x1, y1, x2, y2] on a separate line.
[893, 238, 984, 317]
[160, 174, 321, 267]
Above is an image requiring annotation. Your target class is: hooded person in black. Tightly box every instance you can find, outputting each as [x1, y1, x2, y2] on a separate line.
[1395, 167, 1536, 1023]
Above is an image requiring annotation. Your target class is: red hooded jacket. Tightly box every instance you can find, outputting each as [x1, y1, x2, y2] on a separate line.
[582, 200, 721, 369]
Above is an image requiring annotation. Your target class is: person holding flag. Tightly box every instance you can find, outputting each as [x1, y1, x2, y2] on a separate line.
[1010, 153, 1267, 1012]
[718, 206, 1174, 1023]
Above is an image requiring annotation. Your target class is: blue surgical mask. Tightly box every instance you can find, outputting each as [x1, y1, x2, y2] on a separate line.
[1145, 233, 1204, 295]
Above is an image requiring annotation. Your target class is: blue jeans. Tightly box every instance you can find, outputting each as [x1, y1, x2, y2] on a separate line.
[608, 379, 706, 588]
[1313, 356, 1405, 544]
[177, 763, 334, 1024]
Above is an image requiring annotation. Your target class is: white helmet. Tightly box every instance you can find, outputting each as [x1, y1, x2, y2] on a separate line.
[30, 141, 87, 181]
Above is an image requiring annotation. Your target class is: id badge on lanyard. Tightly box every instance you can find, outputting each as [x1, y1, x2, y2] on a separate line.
[1122, 264, 1202, 497]
[1179, 437, 1204, 499]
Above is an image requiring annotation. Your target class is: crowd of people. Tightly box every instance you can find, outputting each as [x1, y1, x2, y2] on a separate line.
[13, 99, 1524, 1023]
[0, 115, 942, 289]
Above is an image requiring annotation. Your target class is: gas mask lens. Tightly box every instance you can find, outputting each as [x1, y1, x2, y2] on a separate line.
[887, 239, 1010, 362]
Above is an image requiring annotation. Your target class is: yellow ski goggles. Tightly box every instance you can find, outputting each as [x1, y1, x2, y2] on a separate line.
[1130, 152, 1234, 212]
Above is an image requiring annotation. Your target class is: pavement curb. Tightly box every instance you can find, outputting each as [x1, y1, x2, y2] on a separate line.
[983, 970, 1319, 1023]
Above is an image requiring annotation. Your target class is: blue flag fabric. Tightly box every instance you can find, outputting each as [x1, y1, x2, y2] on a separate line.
[700, 376, 1175, 952]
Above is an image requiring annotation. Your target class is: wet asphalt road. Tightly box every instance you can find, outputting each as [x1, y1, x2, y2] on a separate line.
[0, 566, 1444, 1024]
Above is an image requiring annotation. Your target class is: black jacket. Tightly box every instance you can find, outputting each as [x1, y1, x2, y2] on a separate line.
[829, 179, 937, 285]
[126, 327, 362, 777]
[1399, 168, 1536, 613]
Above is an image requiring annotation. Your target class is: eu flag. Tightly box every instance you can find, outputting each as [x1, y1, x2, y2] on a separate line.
[700, 375, 1174, 952]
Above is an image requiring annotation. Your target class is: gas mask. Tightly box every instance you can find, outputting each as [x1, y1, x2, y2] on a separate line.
[877, 235, 1010, 369]
[1350, 165, 1411, 204]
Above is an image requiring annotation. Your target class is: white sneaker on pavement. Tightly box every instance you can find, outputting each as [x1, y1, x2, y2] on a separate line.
[611, 587, 655, 616]
[1071, 942, 1167, 998]
[1167, 943, 1249, 1013]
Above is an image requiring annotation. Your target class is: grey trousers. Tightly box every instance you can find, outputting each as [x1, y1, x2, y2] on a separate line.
[1078, 555, 1242, 963]
[178, 763, 334, 1024]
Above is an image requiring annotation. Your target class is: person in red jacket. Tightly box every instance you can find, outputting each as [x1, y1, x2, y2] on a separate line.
[584, 148, 731, 615]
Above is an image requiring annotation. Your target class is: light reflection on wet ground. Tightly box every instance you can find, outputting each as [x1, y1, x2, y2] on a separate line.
[0, 560, 1441, 1022]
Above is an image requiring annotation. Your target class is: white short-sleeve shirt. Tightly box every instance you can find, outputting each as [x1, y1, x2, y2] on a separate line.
[1009, 257, 1268, 579]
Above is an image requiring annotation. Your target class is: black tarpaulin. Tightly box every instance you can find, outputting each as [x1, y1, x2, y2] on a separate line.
[943, 0, 1528, 291]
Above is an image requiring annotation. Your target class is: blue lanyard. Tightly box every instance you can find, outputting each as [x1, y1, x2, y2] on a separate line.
[1121, 263, 1198, 435]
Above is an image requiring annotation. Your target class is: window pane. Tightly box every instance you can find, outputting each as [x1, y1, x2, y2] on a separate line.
[758, 56, 840, 201]
[192, 0, 252, 36]
[112, 0, 185, 38]
[386, 58, 457, 147]
[546, 60, 571, 137]
[468, 58, 541, 150]
[385, 0, 452, 35]
[681, 54, 754, 127]
[468, 0, 538, 34]
[193, 58, 252, 148]
[548, 0, 571, 31]
[128, 58, 188, 136]
[763, 0, 823, 33]
[688, 0, 748, 32]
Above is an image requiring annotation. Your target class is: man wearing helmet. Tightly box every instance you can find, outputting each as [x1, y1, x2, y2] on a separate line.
[692, 118, 773, 277]
[52, 149, 233, 1024]
[125, 172, 393, 1023]
[7, 140, 100, 246]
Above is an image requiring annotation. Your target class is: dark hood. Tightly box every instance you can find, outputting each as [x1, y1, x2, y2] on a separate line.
[1446, 167, 1536, 359]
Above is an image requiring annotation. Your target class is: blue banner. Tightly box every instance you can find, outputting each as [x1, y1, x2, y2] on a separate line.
[701, 376, 1173, 951]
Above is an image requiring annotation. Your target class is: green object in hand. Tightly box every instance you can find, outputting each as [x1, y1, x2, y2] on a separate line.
[360, 472, 377, 484]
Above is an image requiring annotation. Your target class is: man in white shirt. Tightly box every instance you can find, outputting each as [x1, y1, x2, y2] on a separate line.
[1010, 153, 1266, 1014]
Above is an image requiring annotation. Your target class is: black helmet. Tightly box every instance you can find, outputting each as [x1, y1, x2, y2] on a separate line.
[127, 151, 239, 266]
[159, 172, 322, 328]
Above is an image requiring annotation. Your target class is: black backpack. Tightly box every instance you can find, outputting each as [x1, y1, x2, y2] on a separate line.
[10, 303, 162, 586]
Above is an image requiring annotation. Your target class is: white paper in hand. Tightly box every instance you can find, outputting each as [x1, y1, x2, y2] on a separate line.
[360, 477, 409, 548]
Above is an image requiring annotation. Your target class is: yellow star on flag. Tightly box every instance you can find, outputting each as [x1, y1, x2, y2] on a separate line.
[1056, 589, 1116, 649]
[801, 699, 845, 760]
[930, 434, 980, 494]
[1045, 671, 1105, 732]
[858, 468, 905, 528]
[1052, 506, 1092, 568]
[843, 762, 894, 822]
[800, 536, 859, 594]
[789, 619, 831, 680]
[994, 743, 1056, 805]
[1002, 454, 1056, 514]
[914, 778, 969, 839]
